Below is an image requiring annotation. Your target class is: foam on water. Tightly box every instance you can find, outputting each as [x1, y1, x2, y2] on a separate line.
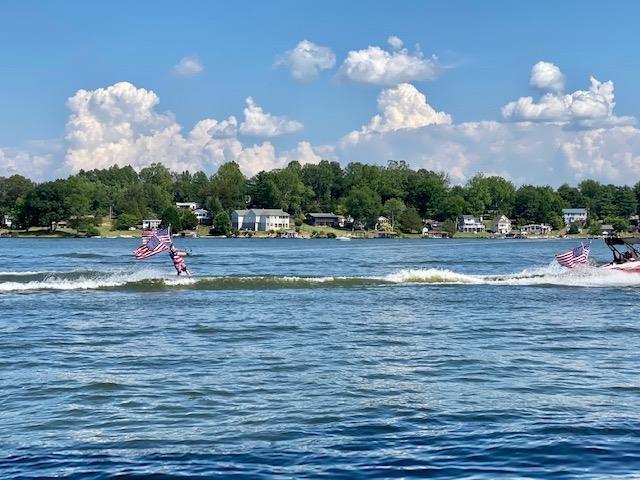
[2, 264, 640, 292]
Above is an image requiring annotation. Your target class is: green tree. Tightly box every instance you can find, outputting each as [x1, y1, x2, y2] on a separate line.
[568, 221, 581, 234]
[211, 162, 247, 211]
[443, 219, 457, 236]
[161, 206, 182, 231]
[605, 216, 630, 233]
[345, 186, 382, 229]
[588, 223, 603, 236]
[212, 211, 232, 236]
[114, 213, 139, 231]
[399, 207, 422, 232]
[383, 198, 406, 229]
[19, 180, 69, 230]
[180, 210, 199, 230]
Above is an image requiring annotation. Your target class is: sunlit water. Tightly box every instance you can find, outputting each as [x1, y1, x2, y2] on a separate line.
[2, 237, 640, 478]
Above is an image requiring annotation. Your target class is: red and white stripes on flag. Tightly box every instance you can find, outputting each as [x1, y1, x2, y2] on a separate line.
[555, 244, 590, 268]
[135, 227, 171, 259]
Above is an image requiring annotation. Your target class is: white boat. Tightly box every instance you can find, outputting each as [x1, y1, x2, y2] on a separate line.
[336, 235, 351, 241]
[601, 237, 640, 273]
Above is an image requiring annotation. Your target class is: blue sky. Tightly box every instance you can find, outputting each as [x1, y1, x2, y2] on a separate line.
[2, 1, 640, 184]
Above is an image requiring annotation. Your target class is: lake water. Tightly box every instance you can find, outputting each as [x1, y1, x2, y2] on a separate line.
[2, 237, 640, 478]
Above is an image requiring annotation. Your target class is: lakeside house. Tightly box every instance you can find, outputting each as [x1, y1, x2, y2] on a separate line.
[307, 213, 339, 227]
[142, 219, 161, 230]
[176, 202, 199, 211]
[459, 215, 485, 233]
[492, 215, 512, 235]
[562, 208, 588, 226]
[601, 224, 615, 236]
[338, 215, 353, 228]
[2, 214, 12, 228]
[232, 208, 290, 231]
[194, 208, 212, 225]
[521, 223, 551, 235]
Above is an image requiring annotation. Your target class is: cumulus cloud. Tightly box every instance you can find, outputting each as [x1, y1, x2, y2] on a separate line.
[239, 97, 303, 137]
[387, 35, 404, 50]
[172, 55, 204, 77]
[0, 147, 55, 180]
[339, 119, 640, 185]
[338, 38, 440, 86]
[345, 83, 451, 143]
[275, 40, 336, 82]
[503, 64, 634, 127]
[63, 81, 309, 177]
[339, 79, 640, 185]
[529, 61, 565, 92]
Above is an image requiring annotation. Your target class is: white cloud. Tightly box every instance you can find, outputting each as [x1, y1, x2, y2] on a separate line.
[503, 65, 634, 127]
[345, 83, 451, 143]
[172, 55, 204, 77]
[338, 40, 440, 86]
[64, 81, 300, 176]
[239, 97, 303, 137]
[0, 147, 55, 180]
[275, 40, 336, 82]
[387, 35, 404, 50]
[529, 61, 565, 92]
[339, 119, 640, 185]
[339, 78, 640, 185]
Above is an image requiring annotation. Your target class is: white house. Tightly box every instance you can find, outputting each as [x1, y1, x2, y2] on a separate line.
[193, 208, 211, 225]
[601, 224, 615, 236]
[2, 214, 12, 228]
[142, 219, 161, 230]
[492, 215, 511, 234]
[521, 223, 551, 235]
[562, 208, 588, 226]
[176, 202, 199, 211]
[232, 209, 290, 231]
[459, 215, 485, 233]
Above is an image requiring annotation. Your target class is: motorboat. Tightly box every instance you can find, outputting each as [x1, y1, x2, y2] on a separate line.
[601, 237, 640, 272]
[336, 235, 351, 241]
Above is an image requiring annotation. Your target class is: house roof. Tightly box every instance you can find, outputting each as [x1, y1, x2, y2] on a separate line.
[493, 215, 510, 222]
[601, 224, 614, 230]
[562, 208, 587, 214]
[233, 209, 250, 215]
[251, 208, 289, 216]
[308, 213, 338, 218]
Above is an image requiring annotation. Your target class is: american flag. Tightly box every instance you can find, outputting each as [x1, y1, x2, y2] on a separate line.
[555, 244, 590, 268]
[135, 227, 171, 259]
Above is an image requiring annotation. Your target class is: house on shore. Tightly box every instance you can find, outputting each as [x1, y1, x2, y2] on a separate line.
[601, 224, 615, 236]
[307, 213, 339, 227]
[492, 215, 512, 235]
[562, 208, 588, 226]
[176, 202, 199, 211]
[142, 219, 161, 230]
[232, 209, 290, 231]
[459, 215, 485, 233]
[194, 208, 212, 225]
[2, 215, 12, 228]
[521, 223, 551, 235]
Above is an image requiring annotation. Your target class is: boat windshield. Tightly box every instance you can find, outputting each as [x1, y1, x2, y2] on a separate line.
[605, 238, 640, 263]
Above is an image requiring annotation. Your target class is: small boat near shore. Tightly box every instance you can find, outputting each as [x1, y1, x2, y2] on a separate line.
[336, 235, 352, 241]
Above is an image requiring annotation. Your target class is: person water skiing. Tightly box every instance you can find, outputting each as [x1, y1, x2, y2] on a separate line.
[169, 243, 191, 276]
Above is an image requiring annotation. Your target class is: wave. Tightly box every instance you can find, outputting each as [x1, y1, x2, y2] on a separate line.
[1, 265, 639, 293]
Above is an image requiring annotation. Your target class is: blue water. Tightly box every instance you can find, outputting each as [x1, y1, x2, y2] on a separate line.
[2, 238, 640, 478]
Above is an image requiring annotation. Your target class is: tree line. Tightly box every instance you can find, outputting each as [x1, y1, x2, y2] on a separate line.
[1, 159, 639, 234]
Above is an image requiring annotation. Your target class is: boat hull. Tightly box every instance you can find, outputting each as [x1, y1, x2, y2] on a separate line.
[601, 262, 640, 273]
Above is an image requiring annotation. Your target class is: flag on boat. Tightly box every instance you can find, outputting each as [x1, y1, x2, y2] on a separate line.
[555, 243, 590, 268]
[135, 226, 171, 259]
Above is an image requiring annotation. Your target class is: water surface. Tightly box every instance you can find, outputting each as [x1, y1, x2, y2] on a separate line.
[2, 238, 639, 478]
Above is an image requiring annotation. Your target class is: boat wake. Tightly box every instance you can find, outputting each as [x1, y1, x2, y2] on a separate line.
[1, 264, 639, 293]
